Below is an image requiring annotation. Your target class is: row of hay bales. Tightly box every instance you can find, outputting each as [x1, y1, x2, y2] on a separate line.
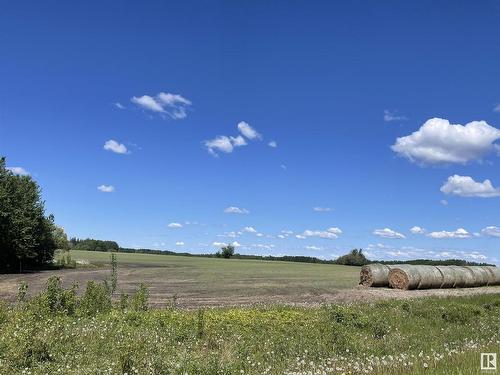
[360, 264, 500, 290]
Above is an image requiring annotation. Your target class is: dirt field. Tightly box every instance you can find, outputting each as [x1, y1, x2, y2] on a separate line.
[0, 250, 499, 308]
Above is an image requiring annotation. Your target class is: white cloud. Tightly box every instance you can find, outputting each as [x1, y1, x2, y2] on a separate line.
[313, 207, 333, 212]
[481, 226, 500, 238]
[301, 227, 342, 240]
[224, 206, 249, 214]
[427, 228, 471, 239]
[237, 121, 261, 140]
[373, 228, 406, 239]
[214, 240, 241, 248]
[115, 102, 126, 110]
[242, 226, 258, 233]
[175, 241, 185, 246]
[230, 135, 247, 147]
[391, 118, 500, 164]
[440, 199, 449, 206]
[384, 110, 407, 122]
[277, 235, 286, 239]
[167, 222, 183, 228]
[205, 136, 235, 156]
[494, 104, 500, 112]
[97, 185, 114, 193]
[204, 130, 251, 156]
[306, 246, 322, 250]
[103, 139, 128, 154]
[268, 141, 277, 148]
[7, 167, 29, 176]
[212, 241, 227, 247]
[295, 234, 306, 239]
[440, 175, 500, 198]
[131, 92, 192, 119]
[281, 230, 293, 235]
[410, 226, 425, 234]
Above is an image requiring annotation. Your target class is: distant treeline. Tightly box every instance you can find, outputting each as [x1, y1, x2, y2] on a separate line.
[68, 239, 495, 267]
[69, 238, 119, 252]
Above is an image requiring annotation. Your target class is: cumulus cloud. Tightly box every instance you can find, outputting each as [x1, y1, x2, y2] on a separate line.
[238, 121, 261, 140]
[204, 122, 262, 156]
[427, 228, 471, 239]
[242, 226, 258, 233]
[410, 226, 425, 234]
[440, 175, 500, 198]
[268, 141, 277, 148]
[213, 241, 240, 248]
[295, 234, 306, 239]
[224, 206, 249, 214]
[230, 135, 247, 147]
[384, 110, 407, 122]
[167, 222, 183, 228]
[313, 207, 333, 212]
[97, 185, 115, 193]
[306, 246, 322, 250]
[103, 139, 128, 154]
[373, 228, 406, 239]
[131, 92, 192, 119]
[391, 118, 500, 164]
[204, 136, 235, 155]
[6, 167, 29, 176]
[300, 227, 342, 240]
[175, 241, 185, 246]
[481, 226, 500, 238]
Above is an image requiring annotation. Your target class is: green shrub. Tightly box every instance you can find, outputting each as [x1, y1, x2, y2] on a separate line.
[119, 292, 129, 310]
[17, 281, 28, 303]
[79, 280, 112, 317]
[130, 283, 149, 311]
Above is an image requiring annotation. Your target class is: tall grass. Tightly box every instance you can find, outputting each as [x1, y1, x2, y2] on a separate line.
[0, 279, 498, 374]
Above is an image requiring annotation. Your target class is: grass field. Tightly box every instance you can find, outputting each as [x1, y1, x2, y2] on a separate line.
[0, 250, 361, 307]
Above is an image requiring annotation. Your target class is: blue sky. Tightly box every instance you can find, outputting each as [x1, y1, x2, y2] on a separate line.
[2, 1, 500, 264]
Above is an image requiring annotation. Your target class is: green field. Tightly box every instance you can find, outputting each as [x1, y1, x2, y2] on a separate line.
[71, 250, 360, 305]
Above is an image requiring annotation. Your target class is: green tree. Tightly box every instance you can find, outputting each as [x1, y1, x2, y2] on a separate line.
[335, 249, 368, 266]
[0, 157, 56, 272]
[52, 225, 70, 250]
[221, 245, 235, 259]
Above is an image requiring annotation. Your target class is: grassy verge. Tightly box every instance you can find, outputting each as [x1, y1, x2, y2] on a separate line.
[0, 280, 499, 374]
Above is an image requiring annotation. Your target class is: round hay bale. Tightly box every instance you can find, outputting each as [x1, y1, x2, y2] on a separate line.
[465, 266, 489, 287]
[460, 267, 477, 287]
[436, 266, 458, 288]
[483, 266, 500, 286]
[448, 266, 468, 288]
[389, 265, 422, 290]
[359, 264, 392, 287]
[417, 265, 443, 289]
